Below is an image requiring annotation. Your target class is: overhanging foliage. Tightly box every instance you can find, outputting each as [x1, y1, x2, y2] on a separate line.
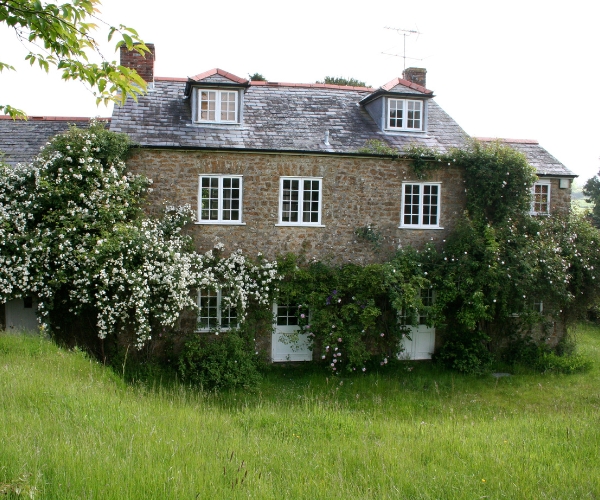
[1, 0, 149, 117]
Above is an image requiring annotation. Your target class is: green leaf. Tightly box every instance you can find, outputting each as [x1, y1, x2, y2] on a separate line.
[1, 0, 149, 115]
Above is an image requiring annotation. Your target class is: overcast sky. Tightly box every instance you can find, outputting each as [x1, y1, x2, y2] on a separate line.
[2, 0, 599, 182]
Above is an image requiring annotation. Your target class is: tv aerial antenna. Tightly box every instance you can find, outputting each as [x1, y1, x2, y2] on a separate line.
[382, 27, 423, 71]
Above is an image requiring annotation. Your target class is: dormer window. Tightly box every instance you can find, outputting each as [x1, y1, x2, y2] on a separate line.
[388, 99, 423, 131]
[196, 88, 239, 123]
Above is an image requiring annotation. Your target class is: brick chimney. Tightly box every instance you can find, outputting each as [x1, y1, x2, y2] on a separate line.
[402, 67, 427, 88]
[119, 43, 155, 84]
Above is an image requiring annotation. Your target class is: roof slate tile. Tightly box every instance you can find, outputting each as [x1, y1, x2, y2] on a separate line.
[0, 76, 574, 178]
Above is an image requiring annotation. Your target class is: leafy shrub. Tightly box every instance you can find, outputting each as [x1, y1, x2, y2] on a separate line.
[503, 334, 592, 374]
[502, 335, 543, 367]
[554, 333, 577, 357]
[178, 331, 262, 390]
[436, 328, 494, 374]
[537, 352, 592, 374]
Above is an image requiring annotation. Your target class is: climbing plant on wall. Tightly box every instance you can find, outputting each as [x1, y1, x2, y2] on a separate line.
[0, 122, 278, 355]
[286, 139, 600, 373]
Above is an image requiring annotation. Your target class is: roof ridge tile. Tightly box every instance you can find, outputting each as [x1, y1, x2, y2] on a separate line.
[381, 77, 433, 94]
[189, 68, 248, 84]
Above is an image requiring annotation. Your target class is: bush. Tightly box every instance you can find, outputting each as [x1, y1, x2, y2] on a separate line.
[502, 335, 543, 367]
[536, 352, 592, 374]
[435, 325, 494, 374]
[178, 331, 262, 391]
[503, 334, 592, 374]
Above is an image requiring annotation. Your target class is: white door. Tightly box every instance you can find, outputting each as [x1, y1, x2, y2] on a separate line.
[399, 289, 435, 360]
[5, 297, 39, 332]
[271, 304, 312, 362]
[400, 324, 435, 360]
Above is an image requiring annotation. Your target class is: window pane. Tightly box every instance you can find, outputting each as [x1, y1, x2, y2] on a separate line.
[221, 177, 241, 221]
[389, 99, 403, 128]
[198, 289, 218, 329]
[282, 179, 300, 222]
[419, 289, 434, 324]
[221, 292, 238, 328]
[200, 91, 217, 121]
[403, 184, 420, 225]
[277, 305, 299, 326]
[220, 91, 237, 121]
[407, 101, 422, 129]
[422, 185, 438, 225]
[200, 177, 219, 221]
[222, 307, 238, 328]
[302, 179, 320, 223]
[533, 184, 549, 213]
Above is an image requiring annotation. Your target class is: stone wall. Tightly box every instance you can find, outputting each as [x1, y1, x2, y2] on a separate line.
[124, 149, 570, 359]
[548, 178, 572, 214]
[126, 149, 467, 263]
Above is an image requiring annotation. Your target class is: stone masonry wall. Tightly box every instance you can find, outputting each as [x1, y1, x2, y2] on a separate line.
[125, 149, 467, 263]
[548, 178, 572, 214]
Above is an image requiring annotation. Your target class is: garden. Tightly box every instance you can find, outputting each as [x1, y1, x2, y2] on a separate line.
[1, 323, 599, 499]
[2, 122, 600, 498]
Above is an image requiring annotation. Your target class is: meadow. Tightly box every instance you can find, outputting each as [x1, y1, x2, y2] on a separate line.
[1, 324, 600, 499]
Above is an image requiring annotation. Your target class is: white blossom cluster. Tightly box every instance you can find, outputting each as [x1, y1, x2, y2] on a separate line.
[0, 123, 279, 348]
[200, 247, 280, 322]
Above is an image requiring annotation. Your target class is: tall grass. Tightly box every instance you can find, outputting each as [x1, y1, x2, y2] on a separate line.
[1, 325, 600, 499]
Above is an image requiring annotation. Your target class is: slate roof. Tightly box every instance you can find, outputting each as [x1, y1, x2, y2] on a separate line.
[109, 76, 468, 153]
[476, 138, 576, 177]
[0, 72, 575, 178]
[0, 116, 101, 166]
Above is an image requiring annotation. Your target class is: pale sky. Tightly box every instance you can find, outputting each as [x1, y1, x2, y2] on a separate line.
[1, 0, 599, 182]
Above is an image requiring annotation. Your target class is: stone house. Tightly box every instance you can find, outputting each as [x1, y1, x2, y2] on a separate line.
[0, 44, 576, 360]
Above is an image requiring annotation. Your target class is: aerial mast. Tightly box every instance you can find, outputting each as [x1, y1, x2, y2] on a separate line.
[382, 27, 422, 71]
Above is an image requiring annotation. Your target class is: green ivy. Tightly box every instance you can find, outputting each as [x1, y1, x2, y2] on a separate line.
[276, 251, 431, 373]
[357, 141, 440, 179]
[449, 140, 538, 224]
[299, 139, 600, 373]
[400, 143, 442, 179]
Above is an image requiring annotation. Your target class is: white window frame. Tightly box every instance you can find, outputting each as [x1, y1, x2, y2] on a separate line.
[387, 98, 423, 131]
[276, 177, 324, 227]
[197, 289, 238, 331]
[195, 88, 239, 124]
[197, 175, 244, 225]
[399, 288, 435, 326]
[400, 182, 442, 229]
[530, 181, 551, 215]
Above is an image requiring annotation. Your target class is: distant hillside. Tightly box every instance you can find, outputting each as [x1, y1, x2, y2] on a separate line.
[572, 180, 592, 211]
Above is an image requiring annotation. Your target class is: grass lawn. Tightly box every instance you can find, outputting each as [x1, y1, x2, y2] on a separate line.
[1, 324, 600, 499]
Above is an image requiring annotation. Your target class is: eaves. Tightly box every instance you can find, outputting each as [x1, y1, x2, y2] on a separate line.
[131, 143, 426, 161]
